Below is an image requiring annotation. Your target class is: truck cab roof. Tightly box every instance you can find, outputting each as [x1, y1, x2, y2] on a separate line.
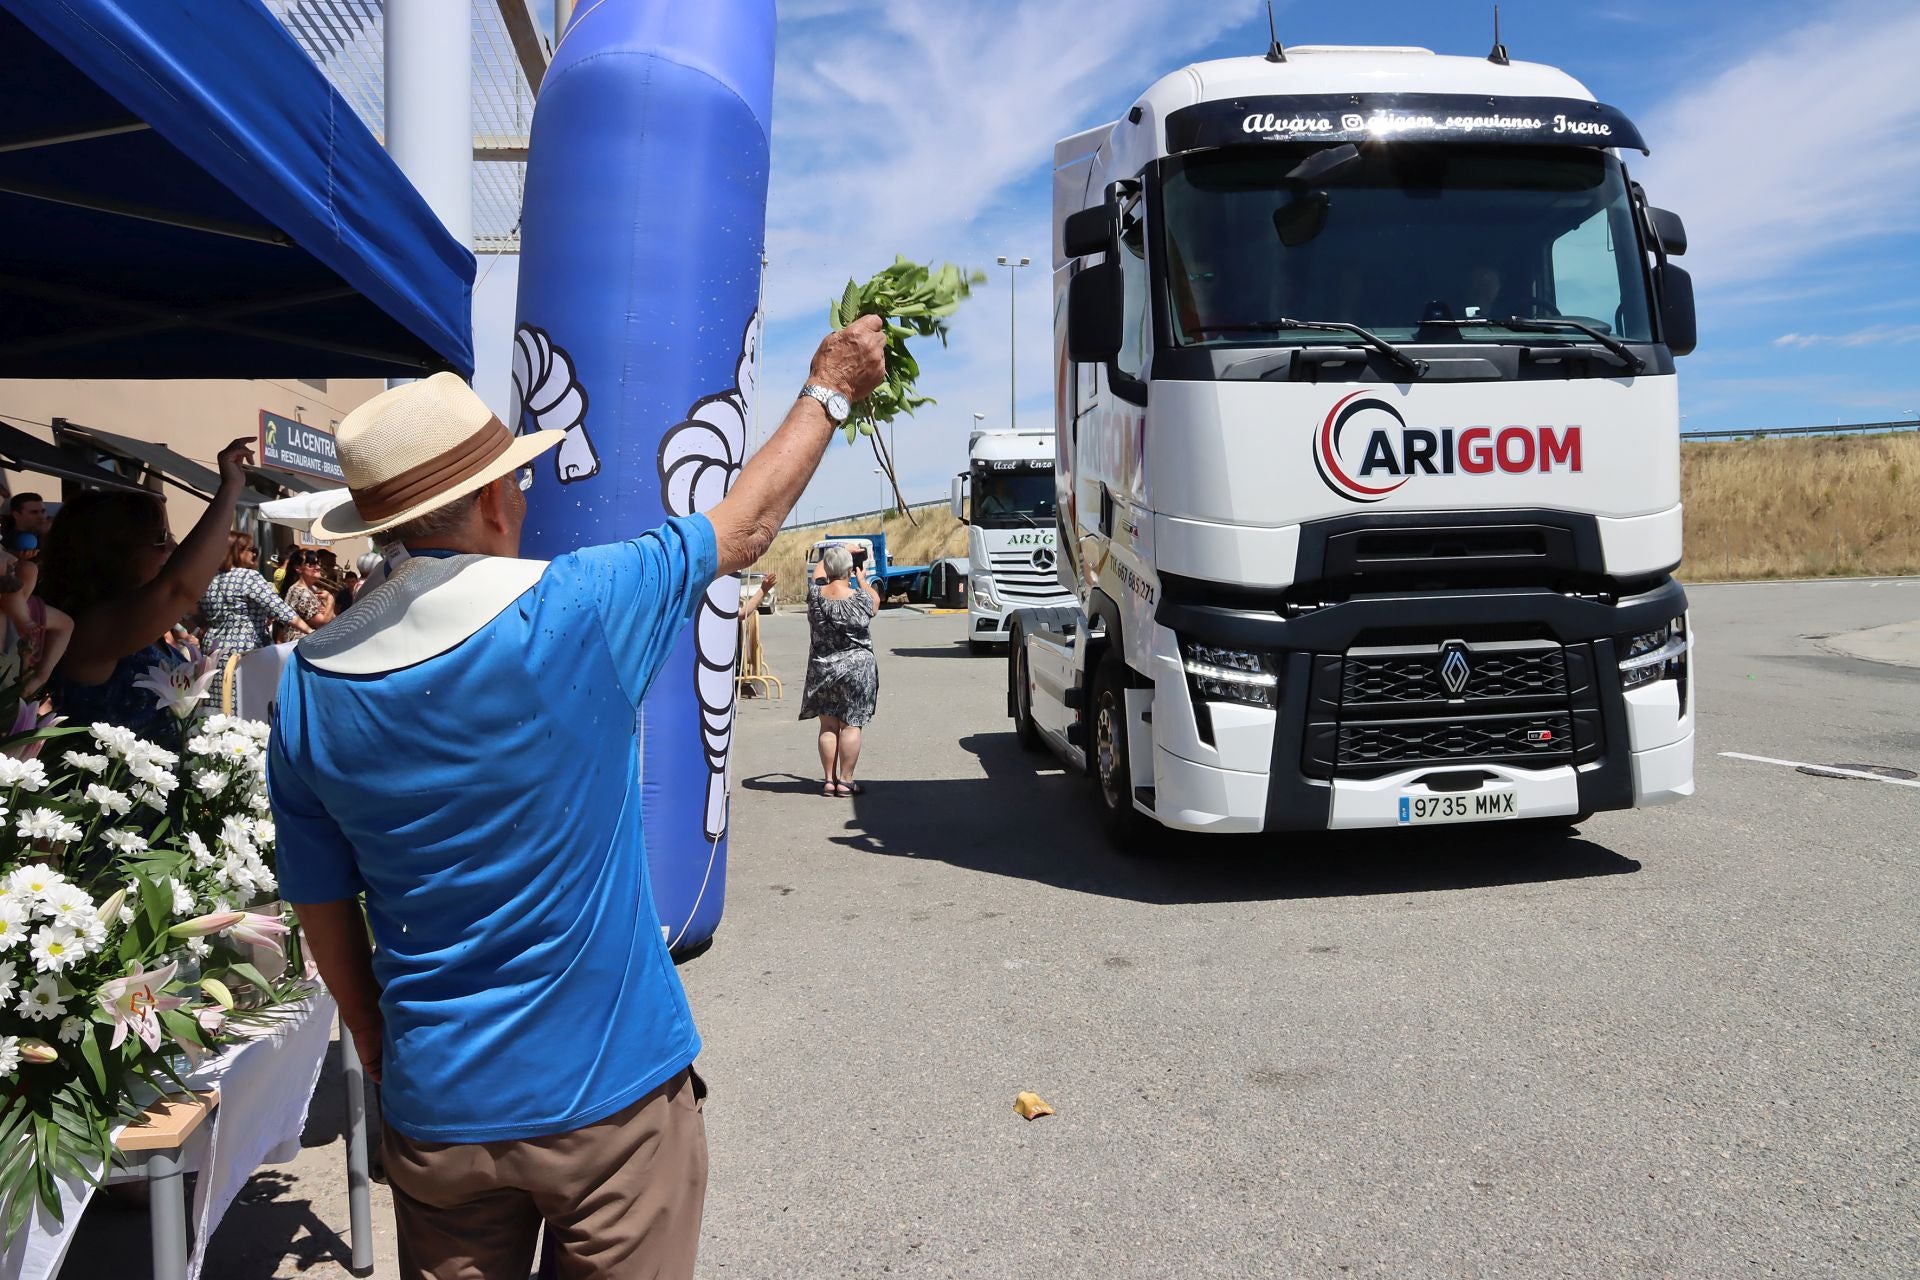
[969, 429, 1055, 462]
[1053, 46, 1625, 268]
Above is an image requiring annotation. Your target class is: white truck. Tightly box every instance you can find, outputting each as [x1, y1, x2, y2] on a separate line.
[1009, 42, 1697, 844]
[951, 426, 1076, 651]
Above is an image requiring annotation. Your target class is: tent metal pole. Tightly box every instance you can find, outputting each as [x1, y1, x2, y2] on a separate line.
[0, 119, 149, 154]
[0, 178, 289, 244]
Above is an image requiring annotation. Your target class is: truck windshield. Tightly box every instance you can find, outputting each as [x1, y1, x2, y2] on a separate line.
[972, 465, 1056, 528]
[1159, 144, 1653, 348]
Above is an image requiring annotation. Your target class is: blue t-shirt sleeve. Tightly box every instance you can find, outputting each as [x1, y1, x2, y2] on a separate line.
[268, 713, 365, 903]
[554, 514, 719, 706]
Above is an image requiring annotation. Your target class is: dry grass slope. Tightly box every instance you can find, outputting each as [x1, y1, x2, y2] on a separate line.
[754, 505, 965, 602]
[1682, 433, 1920, 580]
[750, 433, 1920, 596]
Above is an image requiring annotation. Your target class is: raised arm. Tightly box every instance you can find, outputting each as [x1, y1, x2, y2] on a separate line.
[708, 317, 887, 574]
[65, 438, 257, 676]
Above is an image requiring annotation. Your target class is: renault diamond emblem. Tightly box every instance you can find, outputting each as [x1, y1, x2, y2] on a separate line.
[1032, 547, 1056, 572]
[1439, 642, 1471, 695]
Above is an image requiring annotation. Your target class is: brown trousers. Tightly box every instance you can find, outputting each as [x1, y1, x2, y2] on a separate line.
[383, 1069, 708, 1280]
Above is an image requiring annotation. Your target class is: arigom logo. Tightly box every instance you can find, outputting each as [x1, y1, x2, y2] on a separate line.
[1313, 392, 1584, 504]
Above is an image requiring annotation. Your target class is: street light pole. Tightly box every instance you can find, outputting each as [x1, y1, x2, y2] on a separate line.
[996, 255, 1031, 429]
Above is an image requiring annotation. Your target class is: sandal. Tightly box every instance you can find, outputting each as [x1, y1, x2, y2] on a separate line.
[836, 780, 865, 796]
[822, 781, 848, 797]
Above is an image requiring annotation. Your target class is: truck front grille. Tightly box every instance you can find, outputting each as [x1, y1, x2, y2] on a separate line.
[987, 550, 1072, 604]
[1305, 639, 1603, 779]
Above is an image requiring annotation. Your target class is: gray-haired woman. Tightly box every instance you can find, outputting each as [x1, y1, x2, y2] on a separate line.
[799, 543, 881, 796]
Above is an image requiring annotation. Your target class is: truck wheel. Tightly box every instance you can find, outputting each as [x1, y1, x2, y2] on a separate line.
[1012, 643, 1043, 753]
[1091, 653, 1151, 848]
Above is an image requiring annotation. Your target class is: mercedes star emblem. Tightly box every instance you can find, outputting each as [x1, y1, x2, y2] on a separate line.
[1031, 547, 1056, 572]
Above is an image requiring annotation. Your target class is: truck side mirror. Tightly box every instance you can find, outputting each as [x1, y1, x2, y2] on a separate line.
[1646, 206, 1687, 256]
[950, 473, 968, 523]
[1654, 262, 1696, 357]
[1067, 261, 1122, 364]
[1063, 206, 1112, 259]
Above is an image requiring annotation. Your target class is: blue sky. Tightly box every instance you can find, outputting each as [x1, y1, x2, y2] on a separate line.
[485, 0, 1920, 522]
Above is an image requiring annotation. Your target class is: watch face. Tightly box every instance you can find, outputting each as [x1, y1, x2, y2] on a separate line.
[827, 391, 851, 421]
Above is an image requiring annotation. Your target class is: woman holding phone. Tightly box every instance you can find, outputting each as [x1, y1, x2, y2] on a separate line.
[800, 542, 881, 796]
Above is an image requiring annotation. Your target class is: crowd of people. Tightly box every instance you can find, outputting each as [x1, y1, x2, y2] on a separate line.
[0, 438, 377, 740]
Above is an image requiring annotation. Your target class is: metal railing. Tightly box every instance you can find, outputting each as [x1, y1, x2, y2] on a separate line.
[1682, 419, 1920, 441]
[781, 499, 948, 532]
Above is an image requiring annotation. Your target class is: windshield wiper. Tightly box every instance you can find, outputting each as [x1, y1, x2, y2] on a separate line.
[1424, 317, 1646, 374]
[1196, 318, 1428, 379]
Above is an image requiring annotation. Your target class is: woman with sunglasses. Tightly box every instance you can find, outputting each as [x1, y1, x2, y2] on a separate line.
[39, 438, 260, 743]
[201, 531, 312, 701]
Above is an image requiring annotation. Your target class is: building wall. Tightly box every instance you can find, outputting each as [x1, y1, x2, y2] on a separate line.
[0, 376, 383, 558]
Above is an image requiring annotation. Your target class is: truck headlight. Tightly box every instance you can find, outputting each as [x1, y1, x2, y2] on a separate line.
[1182, 641, 1279, 709]
[1618, 616, 1688, 691]
[970, 575, 999, 610]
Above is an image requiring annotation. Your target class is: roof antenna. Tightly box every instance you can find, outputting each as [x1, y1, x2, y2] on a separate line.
[1264, 0, 1287, 63]
[1487, 4, 1511, 65]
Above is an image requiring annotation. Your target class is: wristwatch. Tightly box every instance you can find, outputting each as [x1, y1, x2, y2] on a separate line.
[800, 383, 852, 425]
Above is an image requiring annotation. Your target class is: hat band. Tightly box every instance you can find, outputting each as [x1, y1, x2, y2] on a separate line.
[351, 417, 514, 523]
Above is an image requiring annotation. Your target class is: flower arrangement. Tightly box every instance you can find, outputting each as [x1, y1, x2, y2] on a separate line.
[0, 710, 306, 1234]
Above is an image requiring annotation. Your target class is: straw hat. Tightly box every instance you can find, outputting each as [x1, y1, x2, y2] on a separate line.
[310, 372, 565, 541]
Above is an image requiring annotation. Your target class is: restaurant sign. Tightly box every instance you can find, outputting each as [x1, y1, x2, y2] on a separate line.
[258, 411, 343, 483]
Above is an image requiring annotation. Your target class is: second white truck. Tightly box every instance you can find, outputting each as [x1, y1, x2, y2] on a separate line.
[951, 426, 1076, 651]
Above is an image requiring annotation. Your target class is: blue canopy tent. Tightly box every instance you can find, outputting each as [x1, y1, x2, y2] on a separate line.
[0, 0, 474, 380]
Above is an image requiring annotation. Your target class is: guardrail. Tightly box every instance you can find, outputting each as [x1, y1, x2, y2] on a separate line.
[1683, 420, 1920, 441]
[781, 500, 948, 532]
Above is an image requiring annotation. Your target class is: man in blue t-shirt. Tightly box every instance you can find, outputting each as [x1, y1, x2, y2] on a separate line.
[270, 318, 884, 1279]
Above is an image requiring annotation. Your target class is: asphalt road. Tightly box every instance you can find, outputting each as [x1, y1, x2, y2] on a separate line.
[687, 580, 1920, 1279]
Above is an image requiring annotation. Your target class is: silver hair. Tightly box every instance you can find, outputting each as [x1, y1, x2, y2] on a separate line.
[821, 544, 853, 581]
[384, 489, 484, 546]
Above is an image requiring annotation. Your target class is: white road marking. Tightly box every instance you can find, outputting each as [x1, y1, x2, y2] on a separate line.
[1721, 752, 1920, 789]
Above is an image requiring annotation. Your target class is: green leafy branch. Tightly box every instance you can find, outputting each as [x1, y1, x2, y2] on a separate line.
[828, 257, 985, 515]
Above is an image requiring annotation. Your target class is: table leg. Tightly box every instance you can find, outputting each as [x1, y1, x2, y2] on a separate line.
[339, 1022, 374, 1275]
[147, 1149, 189, 1280]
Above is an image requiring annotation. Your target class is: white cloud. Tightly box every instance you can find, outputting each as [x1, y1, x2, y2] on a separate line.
[1772, 324, 1920, 349]
[761, 0, 1253, 518]
[1633, 1, 1920, 290]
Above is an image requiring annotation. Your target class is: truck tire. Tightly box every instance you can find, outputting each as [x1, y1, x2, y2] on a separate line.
[1090, 652, 1152, 849]
[1011, 641, 1043, 753]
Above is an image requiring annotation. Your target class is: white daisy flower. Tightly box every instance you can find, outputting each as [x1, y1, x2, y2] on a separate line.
[132, 787, 168, 814]
[4, 864, 65, 902]
[248, 792, 272, 813]
[15, 809, 83, 845]
[57, 1016, 86, 1045]
[62, 751, 109, 776]
[0, 1035, 20, 1075]
[192, 770, 229, 798]
[185, 831, 214, 868]
[0, 756, 49, 791]
[28, 926, 82, 975]
[83, 784, 132, 817]
[88, 723, 139, 758]
[167, 879, 194, 917]
[0, 959, 17, 1002]
[40, 885, 94, 930]
[101, 828, 149, 855]
[184, 936, 210, 960]
[0, 898, 31, 948]
[16, 977, 63, 1020]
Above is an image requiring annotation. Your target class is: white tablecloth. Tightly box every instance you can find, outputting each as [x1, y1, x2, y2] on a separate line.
[0, 988, 338, 1280]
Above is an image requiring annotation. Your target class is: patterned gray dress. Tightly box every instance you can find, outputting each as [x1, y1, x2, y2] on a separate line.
[799, 578, 879, 726]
